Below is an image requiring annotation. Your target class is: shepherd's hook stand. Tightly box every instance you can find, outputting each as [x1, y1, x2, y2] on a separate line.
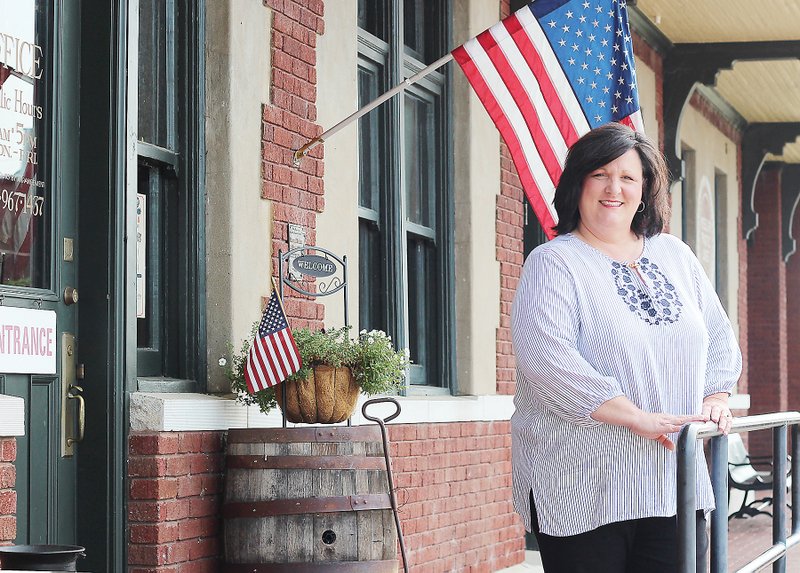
[362, 397, 409, 573]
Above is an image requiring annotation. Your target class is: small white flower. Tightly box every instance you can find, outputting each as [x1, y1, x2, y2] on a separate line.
[360, 329, 367, 335]
[218, 357, 227, 367]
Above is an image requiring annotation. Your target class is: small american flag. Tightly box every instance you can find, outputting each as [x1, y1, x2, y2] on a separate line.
[452, 0, 643, 239]
[244, 290, 301, 393]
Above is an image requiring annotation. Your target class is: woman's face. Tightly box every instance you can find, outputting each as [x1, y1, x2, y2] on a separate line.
[577, 148, 644, 237]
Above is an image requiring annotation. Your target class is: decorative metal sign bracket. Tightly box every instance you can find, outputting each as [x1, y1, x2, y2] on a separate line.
[278, 246, 349, 328]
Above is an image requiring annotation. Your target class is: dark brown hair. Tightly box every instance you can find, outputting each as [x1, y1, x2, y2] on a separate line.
[553, 122, 670, 237]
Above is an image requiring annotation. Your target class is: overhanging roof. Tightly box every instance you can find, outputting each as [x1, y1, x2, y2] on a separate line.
[634, 0, 800, 163]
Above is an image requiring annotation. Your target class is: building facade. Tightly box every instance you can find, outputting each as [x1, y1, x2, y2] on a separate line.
[1, 0, 799, 571]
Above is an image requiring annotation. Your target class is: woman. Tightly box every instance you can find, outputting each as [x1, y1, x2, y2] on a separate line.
[511, 123, 741, 572]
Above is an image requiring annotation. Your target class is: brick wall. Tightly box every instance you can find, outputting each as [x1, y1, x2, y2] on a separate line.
[127, 424, 524, 573]
[388, 421, 525, 572]
[737, 141, 749, 399]
[747, 167, 787, 456]
[631, 31, 664, 151]
[128, 432, 225, 573]
[787, 191, 800, 413]
[0, 437, 15, 545]
[262, 0, 325, 329]
[497, 139, 526, 398]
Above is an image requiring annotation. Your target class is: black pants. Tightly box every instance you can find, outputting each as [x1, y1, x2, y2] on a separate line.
[530, 493, 708, 573]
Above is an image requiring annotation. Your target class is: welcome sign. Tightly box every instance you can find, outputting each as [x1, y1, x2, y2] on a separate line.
[0, 306, 56, 373]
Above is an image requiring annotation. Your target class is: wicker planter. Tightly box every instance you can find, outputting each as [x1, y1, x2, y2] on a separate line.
[277, 365, 360, 423]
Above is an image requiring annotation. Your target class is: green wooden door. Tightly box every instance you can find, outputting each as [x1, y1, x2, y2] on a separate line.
[0, 0, 81, 545]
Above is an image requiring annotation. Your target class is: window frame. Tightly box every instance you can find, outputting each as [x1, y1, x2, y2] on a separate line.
[356, 0, 455, 395]
[130, 0, 206, 388]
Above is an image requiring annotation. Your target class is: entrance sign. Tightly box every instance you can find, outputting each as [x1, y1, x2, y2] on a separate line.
[0, 305, 56, 373]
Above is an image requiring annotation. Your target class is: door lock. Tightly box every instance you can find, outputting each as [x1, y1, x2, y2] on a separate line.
[63, 286, 79, 305]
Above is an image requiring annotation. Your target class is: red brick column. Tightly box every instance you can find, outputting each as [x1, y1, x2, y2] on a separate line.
[261, 0, 325, 329]
[631, 32, 664, 151]
[737, 141, 749, 402]
[787, 200, 800, 413]
[747, 166, 787, 455]
[127, 432, 225, 573]
[0, 438, 15, 545]
[388, 421, 525, 572]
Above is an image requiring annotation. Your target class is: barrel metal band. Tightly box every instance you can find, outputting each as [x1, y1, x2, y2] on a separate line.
[228, 426, 381, 444]
[223, 494, 392, 518]
[223, 560, 398, 573]
[226, 454, 387, 471]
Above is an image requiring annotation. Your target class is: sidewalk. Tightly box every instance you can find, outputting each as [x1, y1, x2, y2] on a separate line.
[728, 512, 800, 572]
[497, 550, 544, 573]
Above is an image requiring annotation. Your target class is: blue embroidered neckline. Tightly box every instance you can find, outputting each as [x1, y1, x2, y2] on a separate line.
[610, 258, 682, 325]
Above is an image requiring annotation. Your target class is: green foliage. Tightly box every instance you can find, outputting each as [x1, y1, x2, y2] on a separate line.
[225, 325, 411, 414]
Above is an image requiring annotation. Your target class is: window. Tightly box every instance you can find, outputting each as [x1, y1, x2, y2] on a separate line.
[357, 0, 453, 392]
[135, 0, 204, 382]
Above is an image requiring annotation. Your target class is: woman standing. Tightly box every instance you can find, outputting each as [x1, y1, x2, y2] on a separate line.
[511, 123, 741, 572]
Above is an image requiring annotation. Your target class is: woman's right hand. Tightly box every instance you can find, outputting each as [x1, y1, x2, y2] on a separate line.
[592, 396, 707, 451]
[626, 411, 708, 451]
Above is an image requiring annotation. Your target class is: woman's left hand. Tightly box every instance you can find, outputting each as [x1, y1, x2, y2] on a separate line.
[702, 392, 733, 434]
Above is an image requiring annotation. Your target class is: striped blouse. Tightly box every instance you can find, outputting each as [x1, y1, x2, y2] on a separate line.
[510, 233, 742, 536]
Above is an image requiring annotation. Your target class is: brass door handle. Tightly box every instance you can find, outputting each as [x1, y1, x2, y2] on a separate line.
[67, 385, 85, 446]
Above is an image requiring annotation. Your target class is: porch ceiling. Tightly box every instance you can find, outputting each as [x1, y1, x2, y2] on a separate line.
[635, 1, 800, 163]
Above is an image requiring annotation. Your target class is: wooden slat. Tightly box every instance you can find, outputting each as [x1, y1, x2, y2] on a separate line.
[223, 494, 392, 518]
[226, 455, 387, 471]
[224, 560, 398, 573]
[227, 426, 381, 444]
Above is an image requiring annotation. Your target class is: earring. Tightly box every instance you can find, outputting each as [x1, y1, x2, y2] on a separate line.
[637, 201, 646, 213]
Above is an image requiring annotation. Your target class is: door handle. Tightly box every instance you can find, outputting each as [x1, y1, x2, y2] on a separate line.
[61, 333, 81, 457]
[67, 385, 85, 446]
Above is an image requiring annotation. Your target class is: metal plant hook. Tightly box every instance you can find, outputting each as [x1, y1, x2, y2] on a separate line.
[362, 397, 408, 573]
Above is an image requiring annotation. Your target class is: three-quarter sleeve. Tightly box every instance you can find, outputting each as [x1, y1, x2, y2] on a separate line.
[691, 257, 743, 397]
[512, 250, 624, 426]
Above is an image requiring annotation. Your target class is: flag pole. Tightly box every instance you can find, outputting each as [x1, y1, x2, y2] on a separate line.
[292, 52, 454, 166]
[270, 276, 289, 316]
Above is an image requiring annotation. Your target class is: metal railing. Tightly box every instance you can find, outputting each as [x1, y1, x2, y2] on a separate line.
[677, 412, 800, 573]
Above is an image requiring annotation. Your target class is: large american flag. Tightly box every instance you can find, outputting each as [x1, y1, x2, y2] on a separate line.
[244, 290, 301, 393]
[452, 0, 643, 238]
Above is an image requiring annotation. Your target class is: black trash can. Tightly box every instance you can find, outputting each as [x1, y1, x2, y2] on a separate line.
[0, 544, 85, 571]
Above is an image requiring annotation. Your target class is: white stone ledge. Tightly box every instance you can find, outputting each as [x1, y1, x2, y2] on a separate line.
[129, 392, 516, 432]
[0, 394, 25, 436]
[128, 391, 752, 433]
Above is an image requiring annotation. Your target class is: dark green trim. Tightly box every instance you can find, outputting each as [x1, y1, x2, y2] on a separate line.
[781, 164, 800, 262]
[137, 377, 201, 393]
[194, 0, 208, 390]
[693, 85, 747, 133]
[741, 124, 800, 241]
[440, 0, 456, 396]
[136, 141, 180, 167]
[628, 7, 672, 55]
[76, 0, 128, 570]
[663, 41, 800, 185]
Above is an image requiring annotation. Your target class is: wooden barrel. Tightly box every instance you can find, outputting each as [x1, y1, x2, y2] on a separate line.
[223, 426, 398, 572]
